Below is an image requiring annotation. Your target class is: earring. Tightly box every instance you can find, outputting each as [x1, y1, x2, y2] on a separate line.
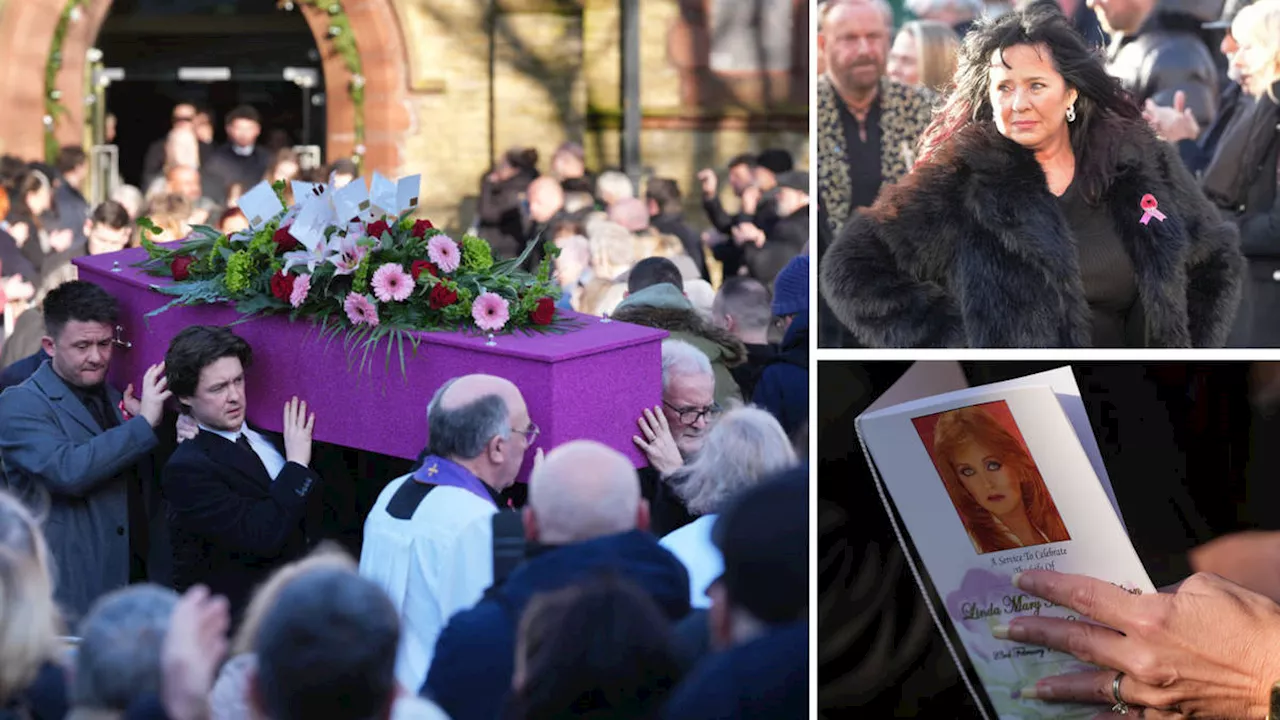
[1066, 103, 1077, 123]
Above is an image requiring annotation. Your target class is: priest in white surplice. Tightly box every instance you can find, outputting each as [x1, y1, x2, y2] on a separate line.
[360, 374, 538, 691]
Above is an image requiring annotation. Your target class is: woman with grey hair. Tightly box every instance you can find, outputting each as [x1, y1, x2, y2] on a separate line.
[660, 406, 797, 608]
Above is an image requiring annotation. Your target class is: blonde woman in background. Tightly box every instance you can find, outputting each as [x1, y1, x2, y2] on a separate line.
[888, 20, 962, 94]
[1201, 0, 1280, 345]
[0, 490, 68, 719]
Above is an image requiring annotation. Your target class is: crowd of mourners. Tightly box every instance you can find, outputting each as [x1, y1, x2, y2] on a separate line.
[0, 92, 810, 719]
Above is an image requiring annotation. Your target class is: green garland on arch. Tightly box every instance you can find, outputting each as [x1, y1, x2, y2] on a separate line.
[283, 0, 367, 172]
[43, 0, 91, 163]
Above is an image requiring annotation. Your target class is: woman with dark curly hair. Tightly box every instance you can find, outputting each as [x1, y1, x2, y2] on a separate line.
[820, 5, 1244, 348]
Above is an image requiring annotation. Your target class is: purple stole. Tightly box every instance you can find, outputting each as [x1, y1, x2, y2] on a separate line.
[411, 455, 499, 508]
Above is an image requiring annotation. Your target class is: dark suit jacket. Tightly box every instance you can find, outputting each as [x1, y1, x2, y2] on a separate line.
[163, 428, 319, 618]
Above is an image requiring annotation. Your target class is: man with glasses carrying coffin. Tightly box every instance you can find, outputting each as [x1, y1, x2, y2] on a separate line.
[634, 339, 721, 537]
[359, 374, 538, 692]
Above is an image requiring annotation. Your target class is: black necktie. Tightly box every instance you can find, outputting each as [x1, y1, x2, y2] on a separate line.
[236, 434, 270, 479]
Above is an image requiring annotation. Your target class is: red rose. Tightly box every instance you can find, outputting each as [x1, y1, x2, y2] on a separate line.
[171, 255, 195, 281]
[272, 226, 298, 252]
[429, 284, 458, 310]
[270, 271, 295, 302]
[530, 296, 555, 325]
[411, 260, 439, 280]
[411, 218, 435, 238]
[367, 220, 391, 238]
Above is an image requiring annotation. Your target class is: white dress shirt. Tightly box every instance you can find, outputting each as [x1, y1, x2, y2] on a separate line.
[199, 424, 287, 481]
[360, 472, 497, 691]
[660, 514, 721, 610]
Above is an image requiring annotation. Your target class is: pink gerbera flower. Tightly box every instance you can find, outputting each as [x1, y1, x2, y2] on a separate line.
[472, 291, 510, 332]
[427, 235, 461, 273]
[344, 292, 380, 327]
[290, 273, 312, 308]
[371, 263, 415, 303]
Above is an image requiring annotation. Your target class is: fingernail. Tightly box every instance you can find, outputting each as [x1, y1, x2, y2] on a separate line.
[992, 624, 1010, 639]
[1012, 571, 1025, 589]
[1016, 685, 1047, 700]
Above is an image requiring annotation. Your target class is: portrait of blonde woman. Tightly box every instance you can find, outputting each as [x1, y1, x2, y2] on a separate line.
[887, 20, 962, 94]
[922, 403, 1070, 554]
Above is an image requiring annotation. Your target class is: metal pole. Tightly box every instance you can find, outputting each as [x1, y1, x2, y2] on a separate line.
[488, 0, 497, 171]
[620, 0, 641, 186]
[302, 86, 311, 146]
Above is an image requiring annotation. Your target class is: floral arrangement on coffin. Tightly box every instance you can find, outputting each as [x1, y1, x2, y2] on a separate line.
[135, 175, 574, 372]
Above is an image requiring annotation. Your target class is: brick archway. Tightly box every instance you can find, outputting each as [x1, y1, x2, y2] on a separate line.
[0, 0, 411, 175]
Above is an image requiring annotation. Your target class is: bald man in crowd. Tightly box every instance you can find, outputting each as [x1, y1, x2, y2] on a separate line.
[360, 374, 539, 692]
[421, 440, 691, 720]
[165, 165, 203, 203]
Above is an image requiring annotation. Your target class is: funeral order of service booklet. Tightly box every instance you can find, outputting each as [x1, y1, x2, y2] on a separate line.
[855, 363, 1155, 720]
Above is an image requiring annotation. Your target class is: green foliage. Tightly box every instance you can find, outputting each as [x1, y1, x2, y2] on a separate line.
[460, 234, 494, 272]
[224, 251, 256, 294]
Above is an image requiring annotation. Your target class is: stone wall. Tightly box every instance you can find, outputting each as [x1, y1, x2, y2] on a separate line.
[0, 0, 809, 235]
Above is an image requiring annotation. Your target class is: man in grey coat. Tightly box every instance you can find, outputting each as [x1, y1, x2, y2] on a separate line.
[0, 281, 172, 621]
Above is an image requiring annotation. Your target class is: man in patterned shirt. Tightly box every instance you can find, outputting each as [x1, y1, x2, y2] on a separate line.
[816, 0, 936, 347]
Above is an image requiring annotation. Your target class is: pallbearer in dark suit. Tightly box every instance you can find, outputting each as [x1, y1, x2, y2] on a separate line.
[161, 326, 320, 620]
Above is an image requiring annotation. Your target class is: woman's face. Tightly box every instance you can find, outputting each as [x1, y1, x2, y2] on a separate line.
[988, 43, 1078, 151]
[1230, 33, 1279, 97]
[950, 439, 1024, 518]
[887, 30, 921, 87]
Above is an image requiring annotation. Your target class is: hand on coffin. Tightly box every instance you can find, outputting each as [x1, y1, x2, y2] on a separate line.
[283, 396, 315, 467]
[160, 584, 230, 720]
[139, 362, 173, 428]
[634, 406, 683, 476]
[1189, 530, 1280, 604]
[175, 413, 198, 444]
[997, 570, 1280, 719]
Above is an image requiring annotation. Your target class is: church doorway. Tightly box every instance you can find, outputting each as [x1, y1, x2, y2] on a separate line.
[98, 0, 325, 188]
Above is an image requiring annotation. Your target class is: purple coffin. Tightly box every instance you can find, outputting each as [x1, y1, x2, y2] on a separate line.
[75, 249, 666, 478]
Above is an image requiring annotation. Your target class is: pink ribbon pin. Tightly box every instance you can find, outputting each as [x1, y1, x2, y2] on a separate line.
[1139, 193, 1167, 225]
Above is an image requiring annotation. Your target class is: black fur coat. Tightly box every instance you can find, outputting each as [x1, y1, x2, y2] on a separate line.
[819, 118, 1245, 347]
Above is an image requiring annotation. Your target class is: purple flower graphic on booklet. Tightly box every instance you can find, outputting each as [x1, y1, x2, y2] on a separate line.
[944, 567, 1098, 719]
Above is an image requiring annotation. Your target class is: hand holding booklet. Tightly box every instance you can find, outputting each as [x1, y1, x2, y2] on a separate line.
[855, 363, 1155, 720]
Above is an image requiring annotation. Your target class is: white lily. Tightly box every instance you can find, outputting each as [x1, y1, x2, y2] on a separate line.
[283, 236, 330, 274]
[325, 225, 370, 276]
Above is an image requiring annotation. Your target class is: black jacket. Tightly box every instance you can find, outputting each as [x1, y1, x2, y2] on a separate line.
[1106, 11, 1221, 126]
[476, 170, 536, 261]
[745, 205, 807, 284]
[203, 144, 269, 205]
[422, 531, 691, 720]
[662, 622, 808, 720]
[820, 117, 1244, 348]
[1202, 82, 1280, 345]
[163, 429, 319, 620]
[753, 313, 808, 438]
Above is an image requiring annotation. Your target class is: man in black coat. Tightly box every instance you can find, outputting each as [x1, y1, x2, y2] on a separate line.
[1097, 0, 1221, 126]
[647, 177, 709, 281]
[202, 106, 269, 205]
[161, 325, 320, 621]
